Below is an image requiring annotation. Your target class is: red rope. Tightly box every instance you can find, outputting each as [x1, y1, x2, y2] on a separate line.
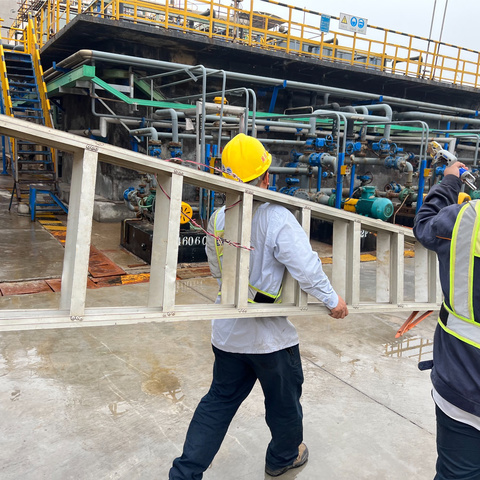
[156, 160, 253, 252]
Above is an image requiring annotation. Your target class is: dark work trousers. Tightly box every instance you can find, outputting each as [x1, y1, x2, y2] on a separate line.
[169, 344, 304, 480]
[435, 405, 480, 480]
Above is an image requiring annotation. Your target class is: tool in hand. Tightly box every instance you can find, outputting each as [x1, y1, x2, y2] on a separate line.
[428, 141, 477, 190]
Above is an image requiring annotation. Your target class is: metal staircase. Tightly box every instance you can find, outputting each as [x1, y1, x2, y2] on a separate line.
[0, 34, 67, 219]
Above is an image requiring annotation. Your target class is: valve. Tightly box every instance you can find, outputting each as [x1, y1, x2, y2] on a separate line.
[384, 181, 402, 193]
[285, 177, 300, 186]
[324, 134, 335, 151]
[345, 141, 362, 155]
[168, 142, 182, 158]
[357, 174, 373, 185]
[399, 187, 417, 205]
[372, 138, 391, 154]
[290, 149, 302, 162]
[149, 140, 163, 158]
[384, 155, 400, 169]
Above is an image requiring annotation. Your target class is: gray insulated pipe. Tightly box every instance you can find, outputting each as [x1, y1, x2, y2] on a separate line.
[43, 50, 480, 118]
[395, 112, 480, 126]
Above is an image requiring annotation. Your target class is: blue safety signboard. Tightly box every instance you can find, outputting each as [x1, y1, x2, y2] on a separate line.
[320, 14, 331, 33]
[339, 12, 368, 34]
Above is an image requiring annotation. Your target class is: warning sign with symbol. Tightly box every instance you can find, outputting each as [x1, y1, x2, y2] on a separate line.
[339, 12, 368, 35]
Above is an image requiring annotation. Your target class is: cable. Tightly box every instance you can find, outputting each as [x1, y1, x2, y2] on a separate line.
[393, 194, 409, 225]
[157, 160, 254, 252]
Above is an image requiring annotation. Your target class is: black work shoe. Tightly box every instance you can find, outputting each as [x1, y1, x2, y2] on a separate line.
[265, 443, 309, 477]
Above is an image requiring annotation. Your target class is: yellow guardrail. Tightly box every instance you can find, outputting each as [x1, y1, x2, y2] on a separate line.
[7, 0, 480, 89]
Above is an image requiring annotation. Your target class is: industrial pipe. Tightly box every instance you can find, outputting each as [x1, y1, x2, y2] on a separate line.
[153, 109, 179, 143]
[43, 50, 480, 117]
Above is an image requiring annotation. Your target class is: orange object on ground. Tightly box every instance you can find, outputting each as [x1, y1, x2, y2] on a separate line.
[396, 310, 434, 338]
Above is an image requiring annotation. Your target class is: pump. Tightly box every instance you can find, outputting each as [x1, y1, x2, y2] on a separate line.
[355, 186, 394, 221]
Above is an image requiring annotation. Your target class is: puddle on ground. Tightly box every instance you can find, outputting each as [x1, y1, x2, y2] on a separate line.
[141, 366, 185, 403]
[383, 335, 433, 362]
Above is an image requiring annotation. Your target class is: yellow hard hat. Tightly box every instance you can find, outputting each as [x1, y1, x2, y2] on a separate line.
[221, 133, 272, 182]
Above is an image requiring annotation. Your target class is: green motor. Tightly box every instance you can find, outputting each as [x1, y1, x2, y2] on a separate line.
[355, 186, 394, 221]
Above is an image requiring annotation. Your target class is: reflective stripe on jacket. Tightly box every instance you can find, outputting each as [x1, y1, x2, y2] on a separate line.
[439, 200, 480, 349]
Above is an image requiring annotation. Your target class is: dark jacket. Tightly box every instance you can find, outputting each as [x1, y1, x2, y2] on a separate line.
[414, 174, 480, 416]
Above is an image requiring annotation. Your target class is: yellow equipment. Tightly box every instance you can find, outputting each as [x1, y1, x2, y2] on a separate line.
[221, 133, 272, 182]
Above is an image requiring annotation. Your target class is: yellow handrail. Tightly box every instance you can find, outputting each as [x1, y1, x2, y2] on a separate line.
[6, 0, 480, 90]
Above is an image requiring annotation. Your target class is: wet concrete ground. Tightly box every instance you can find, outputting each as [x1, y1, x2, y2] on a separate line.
[0, 175, 438, 479]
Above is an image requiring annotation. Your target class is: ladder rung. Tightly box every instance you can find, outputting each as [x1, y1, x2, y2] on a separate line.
[7, 74, 35, 79]
[13, 115, 43, 120]
[17, 162, 54, 166]
[12, 106, 43, 111]
[11, 97, 40, 102]
[18, 150, 51, 155]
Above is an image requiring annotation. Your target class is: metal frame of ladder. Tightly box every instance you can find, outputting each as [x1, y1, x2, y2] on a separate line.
[0, 115, 442, 331]
[0, 19, 61, 213]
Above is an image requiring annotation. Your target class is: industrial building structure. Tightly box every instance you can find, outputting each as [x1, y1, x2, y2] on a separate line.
[0, 3, 478, 478]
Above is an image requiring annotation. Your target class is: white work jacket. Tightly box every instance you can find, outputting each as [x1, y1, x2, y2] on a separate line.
[206, 202, 339, 354]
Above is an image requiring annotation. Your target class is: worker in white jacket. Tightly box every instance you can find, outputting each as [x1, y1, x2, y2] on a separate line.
[169, 133, 348, 480]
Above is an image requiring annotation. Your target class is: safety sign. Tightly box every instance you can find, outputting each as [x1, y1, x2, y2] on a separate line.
[339, 12, 368, 35]
[320, 14, 330, 33]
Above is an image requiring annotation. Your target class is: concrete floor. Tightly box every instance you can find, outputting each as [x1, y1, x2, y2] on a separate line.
[0, 175, 438, 479]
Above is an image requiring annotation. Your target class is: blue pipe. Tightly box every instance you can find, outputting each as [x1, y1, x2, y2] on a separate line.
[349, 163, 356, 197]
[416, 158, 427, 212]
[335, 153, 344, 209]
[131, 138, 139, 152]
[316, 165, 322, 192]
[444, 121, 450, 150]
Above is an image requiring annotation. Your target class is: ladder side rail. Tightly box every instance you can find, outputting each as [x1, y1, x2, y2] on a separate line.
[0, 44, 15, 167]
[148, 170, 183, 310]
[30, 40, 57, 173]
[59, 147, 98, 318]
[26, 17, 57, 180]
[0, 45, 13, 117]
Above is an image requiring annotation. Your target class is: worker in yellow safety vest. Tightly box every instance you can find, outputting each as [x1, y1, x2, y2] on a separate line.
[169, 133, 348, 480]
[414, 161, 480, 479]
